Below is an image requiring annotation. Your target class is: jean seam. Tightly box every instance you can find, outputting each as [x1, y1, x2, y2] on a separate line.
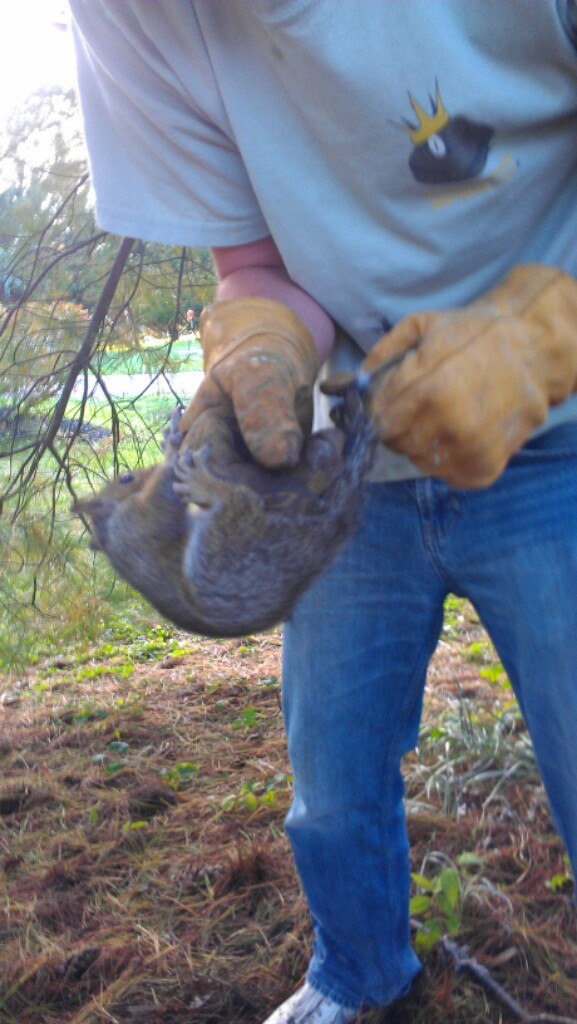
[415, 481, 454, 588]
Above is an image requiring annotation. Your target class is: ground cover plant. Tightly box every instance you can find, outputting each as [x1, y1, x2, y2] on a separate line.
[0, 600, 575, 1024]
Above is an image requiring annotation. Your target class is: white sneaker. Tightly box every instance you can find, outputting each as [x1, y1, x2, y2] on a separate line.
[262, 982, 357, 1023]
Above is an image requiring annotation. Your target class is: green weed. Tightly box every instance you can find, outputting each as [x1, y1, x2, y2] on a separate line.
[221, 772, 292, 814]
[411, 864, 462, 953]
[160, 762, 199, 790]
[231, 706, 263, 730]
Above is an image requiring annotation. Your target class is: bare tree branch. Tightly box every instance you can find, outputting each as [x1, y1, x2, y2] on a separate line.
[3, 237, 134, 497]
[0, 231, 107, 341]
[170, 246, 187, 342]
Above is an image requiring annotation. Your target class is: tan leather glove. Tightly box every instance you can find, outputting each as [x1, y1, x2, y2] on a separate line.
[179, 297, 319, 469]
[323, 265, 577, 488]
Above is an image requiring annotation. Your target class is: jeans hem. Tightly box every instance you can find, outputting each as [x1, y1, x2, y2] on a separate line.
[306, 963, 420, 1011]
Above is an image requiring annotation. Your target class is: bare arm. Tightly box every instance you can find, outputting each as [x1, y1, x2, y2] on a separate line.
[211, 236, 336, 364]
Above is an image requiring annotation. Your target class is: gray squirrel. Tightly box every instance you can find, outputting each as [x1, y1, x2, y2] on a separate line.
[74, 389, 374, 637]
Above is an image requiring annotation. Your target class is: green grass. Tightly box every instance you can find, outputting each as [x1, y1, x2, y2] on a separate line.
[95, 337, 203, 376]
[0, 389, 187, 672]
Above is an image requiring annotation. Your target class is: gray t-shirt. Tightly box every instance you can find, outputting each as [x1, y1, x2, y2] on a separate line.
[70, 0, 577, 479]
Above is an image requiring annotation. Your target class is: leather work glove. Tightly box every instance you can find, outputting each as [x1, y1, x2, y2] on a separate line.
[323, 265, 577, 488]
[179, 297, 319, 469]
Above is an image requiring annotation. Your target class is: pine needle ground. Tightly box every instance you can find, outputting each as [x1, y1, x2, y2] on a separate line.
[0, 602, 575, 1023]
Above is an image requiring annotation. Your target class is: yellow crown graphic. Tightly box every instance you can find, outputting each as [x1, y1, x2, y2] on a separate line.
[403, 86, 449, 145]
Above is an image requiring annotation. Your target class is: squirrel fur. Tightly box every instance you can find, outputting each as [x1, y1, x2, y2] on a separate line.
[74, 390, 374, 637]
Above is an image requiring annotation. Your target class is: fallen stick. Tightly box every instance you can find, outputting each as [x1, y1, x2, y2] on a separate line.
[410, 920, 577, 1024]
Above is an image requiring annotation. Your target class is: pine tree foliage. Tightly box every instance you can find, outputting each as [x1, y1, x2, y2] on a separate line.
[0, 88, 216, 663]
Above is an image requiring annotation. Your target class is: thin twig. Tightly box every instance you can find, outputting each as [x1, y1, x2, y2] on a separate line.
[440, 934, 530, 1020]
[5, 237, 134, 497]
[410, 920, 577, 1024]
[524, 1017, 577, 1024]
[25, 173, 90, 292]
[169, 246, 187, 342]
[0, 231, 107, 340]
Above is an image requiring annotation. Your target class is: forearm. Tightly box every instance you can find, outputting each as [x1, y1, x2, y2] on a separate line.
[211, 238, 335, 364]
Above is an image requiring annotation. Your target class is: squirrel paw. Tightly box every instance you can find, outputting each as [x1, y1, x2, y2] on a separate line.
[174, 445, 231, 509]
[162, 406, 185, 463]
[174, 445, 265, 512]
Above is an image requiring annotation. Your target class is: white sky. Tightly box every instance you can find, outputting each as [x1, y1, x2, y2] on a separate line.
[0, 1, 76, 126]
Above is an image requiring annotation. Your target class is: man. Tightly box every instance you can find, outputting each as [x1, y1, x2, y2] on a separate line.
[69, 3, 577, 1020]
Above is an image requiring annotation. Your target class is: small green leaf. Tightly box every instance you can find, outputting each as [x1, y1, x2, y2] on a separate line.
[243, 792, 258, 812]
[161, 768, 181, 789]
[176, 761, 199, 780]
[427, 726, 444, 740]
[437, 893, 454, 917]
[411, 873, 434, 892]
[414, 919, 442, 954]
[108, 740, 129, 754]
[548, 873, 573, 893]
[409, 895, 431, 916]
[480, 664, 507, 685]
[445, 914, 460, 935]
[439, 868, 460, 910]
[456, 852, 485, 868]
[466, 641, 487, 663]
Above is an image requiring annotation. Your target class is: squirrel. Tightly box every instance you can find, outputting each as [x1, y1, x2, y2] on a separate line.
[73, 389, 375, 638]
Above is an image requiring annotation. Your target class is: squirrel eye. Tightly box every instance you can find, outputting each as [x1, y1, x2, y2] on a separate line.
[119, 472, 135, 484]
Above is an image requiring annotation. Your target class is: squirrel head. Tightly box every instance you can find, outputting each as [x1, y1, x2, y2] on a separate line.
[73, 468, 155, 551]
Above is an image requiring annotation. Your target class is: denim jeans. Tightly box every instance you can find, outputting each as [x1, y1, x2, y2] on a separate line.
[282, 423, 577, 1010]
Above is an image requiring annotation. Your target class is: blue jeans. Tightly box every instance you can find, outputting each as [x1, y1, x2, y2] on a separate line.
[282, 424, 577, 1010]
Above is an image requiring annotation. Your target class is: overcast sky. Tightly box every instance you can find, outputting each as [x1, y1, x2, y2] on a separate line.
[1, 1, 76, 126]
